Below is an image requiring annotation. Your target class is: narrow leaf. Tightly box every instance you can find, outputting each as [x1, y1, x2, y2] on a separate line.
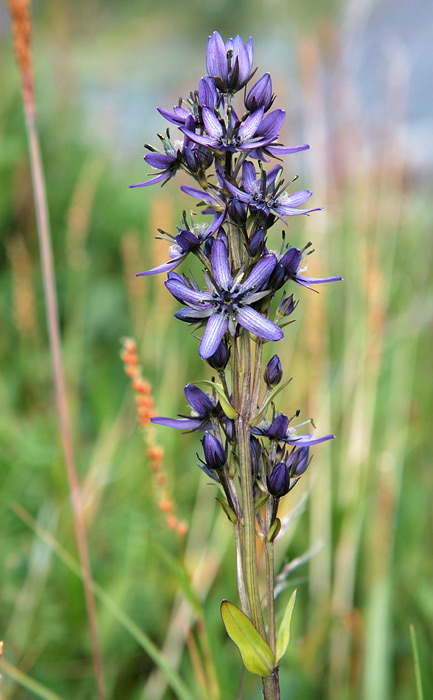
[216, 497, 238, 523]
[410, 624, 425, 700]
[194, 380, 237, 419]
[267, 517, 281, 542]
[276, 589, 297, 663]
[254, 493, 269, 513]
[221, 600, 275, 677]
[0, 657, 63, 700]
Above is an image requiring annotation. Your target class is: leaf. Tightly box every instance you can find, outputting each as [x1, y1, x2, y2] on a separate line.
[276, 589, 297, 663]
[267, 517, 281, 542]
[254, 493, 269, 513]
[220, 600, 275, 677]
[216, 497, 238, 523]
[410, 624, 425, 700]
[194, 380, 237, 419]
[250, 379, 292, 426]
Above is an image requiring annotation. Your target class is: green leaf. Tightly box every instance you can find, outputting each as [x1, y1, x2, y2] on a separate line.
[267, 517, 281, 542]
[194, 380, 237, 419]
[276, 589, 297, 663]
[250, 379, 292, 426]
[410, 624, 425, 700]
[220, 600, 275, 677]
[216, 497, 238, 523]
[254, 493, 269, 513]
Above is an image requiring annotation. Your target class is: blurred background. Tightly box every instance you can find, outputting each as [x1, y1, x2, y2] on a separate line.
[1, 0, 432, 698]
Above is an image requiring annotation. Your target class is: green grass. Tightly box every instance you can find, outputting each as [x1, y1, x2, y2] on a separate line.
[1, 6, 432, 700]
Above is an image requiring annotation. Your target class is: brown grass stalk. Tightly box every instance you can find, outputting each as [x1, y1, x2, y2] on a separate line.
[7, 2, 106, 698]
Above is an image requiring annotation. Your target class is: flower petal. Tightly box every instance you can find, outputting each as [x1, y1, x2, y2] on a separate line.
[199, 312, 229, 359]
[180, 185, 220, 205]
[266, 143, 310, 156]
[165, 279, 213, 306]
[286, 433, 335, 447]
[238, 108, 264, 141]
[207, 31, 227, 82]
[236, 306, 283, 341]
[295, 274, 343, 287]
[129, 172, 169, 188]
[259, 109, 286, 139]
[185, 384, 215, 414]
[136, 257, 184, 276]
[211, 239, 233, 288]
[151, 416, 204, 430]
[144, 153, 176, 169]
[224, 179, 251, 203]
[241, 254, 276, 292]
[174, 307, 214, 322]
[242, 161, 257, 192]
[202, 107, 224, 139]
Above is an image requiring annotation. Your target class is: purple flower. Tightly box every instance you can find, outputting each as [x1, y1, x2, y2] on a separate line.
[129, 116, 212, 189]
[129, 120, 192, 189]
[245, 73, 274, 112]
[165, 238, 283, 359]
[151, 383, 221, 431]
[279, 246, 343, 288]
[202, 431, 226, 471]
[206, 31, 254, 93]
[158, 77, 219, 127]
[181, 106, 292, 155]
[253, 413, 335, 447]
[264, 354, 283, 388]
[225, 161, 322, 223]
[286, 446, 310, 477]
[136, 216, 224, 276]
[268, 462, 291, 497]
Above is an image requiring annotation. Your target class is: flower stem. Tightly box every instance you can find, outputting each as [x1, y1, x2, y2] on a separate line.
[235, 329, 266, 639]
[11, 29, 107, 697]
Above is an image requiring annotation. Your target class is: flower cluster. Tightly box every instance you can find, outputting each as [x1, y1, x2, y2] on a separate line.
[131, 32, 341, 513]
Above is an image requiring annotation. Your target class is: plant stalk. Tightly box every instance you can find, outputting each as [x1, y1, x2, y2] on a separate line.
[16, 55, 107, 700]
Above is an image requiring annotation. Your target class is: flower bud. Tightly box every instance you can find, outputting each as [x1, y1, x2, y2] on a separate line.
[224, 418, 235, 442]
[202, 431, 226, 471]
[250, 436, 262, 480]
[268, 462, 291, 497]
[264, 354, 283, 389]
[248, 227, 265, 257]
[245, 73, 273, 112]
[277, 292, 297, 318]
[288, 446, 310, 477]
[206, 340, 230, 370]
[268, 262, 286, 291]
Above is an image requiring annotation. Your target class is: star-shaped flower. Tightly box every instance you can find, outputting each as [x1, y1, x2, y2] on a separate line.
[165, 238, 283, 359]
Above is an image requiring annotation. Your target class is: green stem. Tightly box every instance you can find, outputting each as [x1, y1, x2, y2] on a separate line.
[265, 499, 276, 655]
[235, 329, 266, 639]
[234, 523, 250, 617]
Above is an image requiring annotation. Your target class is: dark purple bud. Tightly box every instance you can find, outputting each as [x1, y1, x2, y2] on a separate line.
[280, 247, 302, 276]
[264, 354, 283, 389]
[287, 446, 310, 477]
[202, 431, 226, 471]
[245, 73, 273, 112]
[206, 340, 230, 370]
[268, 462, 291, 497]
[250, 436, 262, 480]
[224, 418, 235, 442]
[267, 413, 289, 439]
[248, 227, 265, 257]
[268, 262, 286, 291]
[277, 292, 297, 317]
